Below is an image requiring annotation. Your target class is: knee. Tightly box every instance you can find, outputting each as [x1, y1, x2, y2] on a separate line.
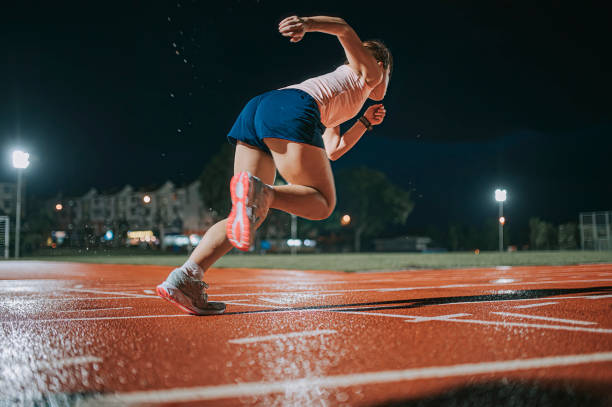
[310, 192, 336, 220]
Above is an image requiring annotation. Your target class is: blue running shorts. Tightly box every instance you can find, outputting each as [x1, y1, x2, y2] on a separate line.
[227, 89, 325, 154]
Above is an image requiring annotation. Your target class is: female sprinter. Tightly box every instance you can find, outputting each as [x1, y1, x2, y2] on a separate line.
[156, 15, 392, 315]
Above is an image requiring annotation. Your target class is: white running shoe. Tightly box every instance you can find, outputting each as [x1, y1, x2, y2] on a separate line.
[156, 269, 225, 315]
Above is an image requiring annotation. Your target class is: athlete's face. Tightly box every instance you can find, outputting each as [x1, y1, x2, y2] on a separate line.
[369, 62, 390, 101]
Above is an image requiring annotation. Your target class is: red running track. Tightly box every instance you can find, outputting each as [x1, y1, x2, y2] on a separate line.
[0, 261, 611, 405]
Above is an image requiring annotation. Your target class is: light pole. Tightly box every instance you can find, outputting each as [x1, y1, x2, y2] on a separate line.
[12, 150, 30, 258]
[494, 189, 507, 252]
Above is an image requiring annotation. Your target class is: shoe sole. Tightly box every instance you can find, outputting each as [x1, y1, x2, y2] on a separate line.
[227, 171, 251, 251]
[156, 282, 225, 316]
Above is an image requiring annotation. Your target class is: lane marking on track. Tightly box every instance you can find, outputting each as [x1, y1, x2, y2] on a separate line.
[143, 290, 155, 294]
[433, 317, 612, 334]
[33, 356, 102, 370]
[84, 352, 612, 404]
[228, 329, 337, 344]
[333, 310, 472, 322]
[61, 288, 156, 299]
[223, 301, 279, 308]
[584, 294, 612, 299]
[406, 313, 472, 323]
[492, 311, 597, 326]
[513, 302, 558, 309]
[1, 314, 191, 324]
[56, 307, 133, 313]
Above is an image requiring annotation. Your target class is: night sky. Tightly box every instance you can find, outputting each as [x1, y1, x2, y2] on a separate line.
[2, 1, 611, 242]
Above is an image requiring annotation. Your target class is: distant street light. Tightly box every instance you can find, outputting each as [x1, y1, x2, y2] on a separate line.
[341, 214, 351, 226]
[55, 203, 63, 211]
[12, 150, 30, 258]
[143, 195, 151, 204]
[495, 189, 507, 252]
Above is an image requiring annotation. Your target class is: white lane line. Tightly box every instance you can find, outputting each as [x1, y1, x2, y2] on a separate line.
[435, 317, 612, 334]
[513, 302, 558, 309]
[584, 294, 612, 299]
[407, 313, 471, 323]
[1, 314, 191, 323]
[35, 356, 102, 370]
[56, 307, 133, 313]
[61, 288, 156, 299]
[143, 289, 155, 294]
[491, 312, 596, 326]
[85, 352, 612, 404]
[228, 329, 337, 344]
[258, 297, 286, 304]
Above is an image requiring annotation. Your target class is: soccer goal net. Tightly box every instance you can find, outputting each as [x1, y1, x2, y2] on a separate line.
[0, 216, 8, 259]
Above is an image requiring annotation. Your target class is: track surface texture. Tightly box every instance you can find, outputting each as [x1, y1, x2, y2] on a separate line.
[1, 261, 611, 406]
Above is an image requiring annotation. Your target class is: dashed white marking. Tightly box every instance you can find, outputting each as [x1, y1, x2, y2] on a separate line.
[35, 356, 102, 370]
[258, 297, 286, 304]
[56, 307, 133, 313]
[406, 313, 471, 323]
[143, 289, 155, 294]
[228, 329, 336, 344]
[491, 312, 597, 326]
[61, 288, 156, 299]
[513, 302, 558, 309]
[85, 352, 612, 404]
[1, 314, 191, 324]
[437, 317, 611, 334]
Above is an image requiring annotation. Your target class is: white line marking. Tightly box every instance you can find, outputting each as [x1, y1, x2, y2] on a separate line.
[223, 301, 279, 308]
[35, 356, 102, 370]
[1, 314, 191, 324]
[513, 302, 558, 309]
[491, 312, 596, 326]
[143, 289, 155, 294]
[228, 329, 337, 344]
[584, 294, 612, 299]
[56, 307, 133, 313]
[61, 288, 156, 299]
[436, 317, 612, 334]
[406, 313, 471, 323]
[258, 297, 286, 304]
[86, 352, 612, 404]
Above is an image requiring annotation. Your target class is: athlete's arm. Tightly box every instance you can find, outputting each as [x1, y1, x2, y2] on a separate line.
[323, 104, 387, 161]
[278, 16, 382, 87]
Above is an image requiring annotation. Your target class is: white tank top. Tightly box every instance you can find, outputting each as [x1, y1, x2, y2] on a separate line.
[281, 65, 371, 128]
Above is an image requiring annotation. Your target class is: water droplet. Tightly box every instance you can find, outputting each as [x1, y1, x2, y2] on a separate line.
[172, 42, 177, 48]
[169, 92, 175, 98]
[177, 129, 182, 133]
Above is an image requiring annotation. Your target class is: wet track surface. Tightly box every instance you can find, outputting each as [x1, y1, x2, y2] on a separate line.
[0, 261, 611, 406]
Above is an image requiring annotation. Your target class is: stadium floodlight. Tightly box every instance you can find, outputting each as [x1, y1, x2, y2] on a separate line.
[12, 150, 30, 169]
[495, 189, 507, 202]
[12, 149, 30, 258]
[494, 188, 507, 252]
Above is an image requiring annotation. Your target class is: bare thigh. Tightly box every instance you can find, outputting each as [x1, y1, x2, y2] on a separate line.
[234, 141, 276, 184]
[263, 138, 336, 212]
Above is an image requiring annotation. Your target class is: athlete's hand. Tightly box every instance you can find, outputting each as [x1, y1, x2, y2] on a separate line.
[279, 16, 308, 43]
[364, 104, 386, 126]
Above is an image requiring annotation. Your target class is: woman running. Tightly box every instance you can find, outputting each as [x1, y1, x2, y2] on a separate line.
[156, 15, 392, 315]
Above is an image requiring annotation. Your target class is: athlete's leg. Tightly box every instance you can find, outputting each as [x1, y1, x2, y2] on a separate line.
[188, 141, 275, 271]
[264, 138, 336, 220]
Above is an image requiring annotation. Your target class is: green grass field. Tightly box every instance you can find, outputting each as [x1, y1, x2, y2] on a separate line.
[16, 250, 612, 272]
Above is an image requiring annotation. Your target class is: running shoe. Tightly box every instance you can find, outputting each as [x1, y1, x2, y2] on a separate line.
[156, 269, 226, 315]
[227, 171, 268, 251]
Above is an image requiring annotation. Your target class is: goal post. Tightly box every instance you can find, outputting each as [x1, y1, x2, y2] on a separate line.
[0, 216, 8, 259]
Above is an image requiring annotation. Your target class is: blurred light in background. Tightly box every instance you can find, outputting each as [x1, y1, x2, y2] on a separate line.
[12, 150, 30, 169]
[499, 216, 506, 225]
[495, 189, 507, 202]
[104, 230, 114, 241]
[341, 214, 351, 226]
[55, 203, 63, 211]
[143, 195, 151, 204]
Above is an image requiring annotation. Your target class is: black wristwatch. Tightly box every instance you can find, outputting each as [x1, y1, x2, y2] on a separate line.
[358, 116, 373, 131]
